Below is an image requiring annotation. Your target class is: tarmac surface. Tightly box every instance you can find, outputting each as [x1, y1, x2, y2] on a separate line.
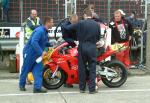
[0, 69, 149, 103]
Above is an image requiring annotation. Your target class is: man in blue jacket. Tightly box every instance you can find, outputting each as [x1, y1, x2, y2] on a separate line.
[61, 14, 78, 47]
[19, 16, 54, 93]
[126, 11, 142, 28]
[64, 9, 100, 94]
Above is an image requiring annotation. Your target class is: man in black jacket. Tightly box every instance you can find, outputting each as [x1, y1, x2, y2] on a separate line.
[109, 10, 133, 44]
[61, 14, 78, 47]
[61, 14, 78, 88]
[64, 9, 100, 94]
[109, 10, 133, 67]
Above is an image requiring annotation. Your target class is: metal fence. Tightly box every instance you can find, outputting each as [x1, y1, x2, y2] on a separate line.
[77, 0, 145, 22]
[0, 0, 145, 25]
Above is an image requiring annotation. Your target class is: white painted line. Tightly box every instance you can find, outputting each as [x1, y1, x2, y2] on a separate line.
[100, 89, 150, 93]
[0, 89, 150, 97]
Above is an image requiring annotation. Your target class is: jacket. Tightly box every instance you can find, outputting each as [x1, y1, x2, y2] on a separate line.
[109, 18, 133, 44]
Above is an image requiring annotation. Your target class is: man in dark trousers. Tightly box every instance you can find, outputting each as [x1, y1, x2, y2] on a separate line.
[19, 16, 54, 93]
[64, 9, 100, 94]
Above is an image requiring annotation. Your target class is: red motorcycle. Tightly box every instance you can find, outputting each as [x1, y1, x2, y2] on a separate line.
[42, 19, 128, 90]
[42, 40, 128, 90]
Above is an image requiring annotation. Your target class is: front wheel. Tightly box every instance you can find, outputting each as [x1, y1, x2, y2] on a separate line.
[43, 67, 66, 90]
[101, 60, 128, 88]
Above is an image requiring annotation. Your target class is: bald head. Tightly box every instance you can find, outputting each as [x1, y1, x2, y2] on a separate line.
[70, 14, 78, 24]
[30, 9, 37, 19]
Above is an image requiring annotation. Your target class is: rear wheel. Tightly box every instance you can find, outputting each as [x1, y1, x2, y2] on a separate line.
[101, 60, 127, 88]
[43, 67, 66, 90]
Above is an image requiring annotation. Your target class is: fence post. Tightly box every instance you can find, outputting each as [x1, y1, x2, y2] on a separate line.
[146, 4, 150, 74]
[107, 0, 111, 23]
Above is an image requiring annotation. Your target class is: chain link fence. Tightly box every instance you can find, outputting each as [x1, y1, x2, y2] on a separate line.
[0, 0, 145, 26]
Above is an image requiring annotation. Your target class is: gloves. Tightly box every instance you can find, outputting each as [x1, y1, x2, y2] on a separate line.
[36, 56, 42, 63]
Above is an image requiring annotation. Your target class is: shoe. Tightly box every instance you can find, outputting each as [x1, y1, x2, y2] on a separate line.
[26, 80, 33, 85]
[20, 87, 26, 91]
[79, 90, 86, 93]
[64, 83, 73, 88]
[89, 90, 98, 94]
[33, 88, 47, 93]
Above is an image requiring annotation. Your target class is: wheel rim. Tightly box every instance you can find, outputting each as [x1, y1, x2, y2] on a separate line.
[107, 65, 123, 83]
[43, 69, 62, 86]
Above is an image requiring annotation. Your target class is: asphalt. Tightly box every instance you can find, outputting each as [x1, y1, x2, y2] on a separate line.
[0, 76, 150, 103]
[0, 66, 149, 103]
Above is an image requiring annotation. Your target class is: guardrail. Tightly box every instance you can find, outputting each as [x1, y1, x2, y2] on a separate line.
[0, 38, 19, 51]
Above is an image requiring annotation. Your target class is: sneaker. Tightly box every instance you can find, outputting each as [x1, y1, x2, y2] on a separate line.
[89, 90, 98, 94]
[79, 90, 86, 93]
[26, 80, 33, 85]
[33, 88, 47, 93]
[20, 87, 26, 91]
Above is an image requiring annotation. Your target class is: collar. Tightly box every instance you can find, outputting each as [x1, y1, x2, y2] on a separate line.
[115, 20, 126, 31]
[30, 16, 37, 20]
[67, 20, 71, 24]
[43, 26, 49, 33]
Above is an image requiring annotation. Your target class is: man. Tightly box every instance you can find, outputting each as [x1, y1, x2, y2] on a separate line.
[109, 10, 133, 67]
[61, 14, 78, 88]
[25, 10, 42, 84]
[2, 0, 9, 22]
[64, 9, 100, 94]
[126, 11, 143, 65]
[19, 16, 54, 93]
[25, 9, 42, 40]
[61, 14, 78, 48]
[126, 11, 142, 29]
[87, 4, 105, 24]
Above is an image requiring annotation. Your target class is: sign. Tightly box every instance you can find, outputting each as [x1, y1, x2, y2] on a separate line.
[0, 27, 62, 38]
[48, 27, 62, 37]
[0, 27, 21, 38]
[0, 26, 111, 45]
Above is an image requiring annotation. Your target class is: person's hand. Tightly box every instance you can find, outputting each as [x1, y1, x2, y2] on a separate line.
[42, 51, 47, 58]
[96, 41, 101, 48]
[96, 41, 99, 45]
[74, 41, 79, 46]
[96, 39, 105, 48]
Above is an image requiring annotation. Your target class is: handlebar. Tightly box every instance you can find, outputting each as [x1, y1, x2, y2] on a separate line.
[54, 18, 69, 40]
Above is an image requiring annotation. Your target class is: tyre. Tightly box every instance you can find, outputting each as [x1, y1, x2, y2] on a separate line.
[101, 60, 127, 88]
[43, 67, 66, 90]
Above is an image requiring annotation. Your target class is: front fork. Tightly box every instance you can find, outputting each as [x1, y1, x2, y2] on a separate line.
[45, 62, 59, 79]
[51, 66, 59, 78]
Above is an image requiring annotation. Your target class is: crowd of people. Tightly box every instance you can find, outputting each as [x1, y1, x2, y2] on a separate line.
[19, 4, 144, 94]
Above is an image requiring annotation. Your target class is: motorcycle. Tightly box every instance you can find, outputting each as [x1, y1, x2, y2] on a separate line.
[42, 18, 128, 90]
